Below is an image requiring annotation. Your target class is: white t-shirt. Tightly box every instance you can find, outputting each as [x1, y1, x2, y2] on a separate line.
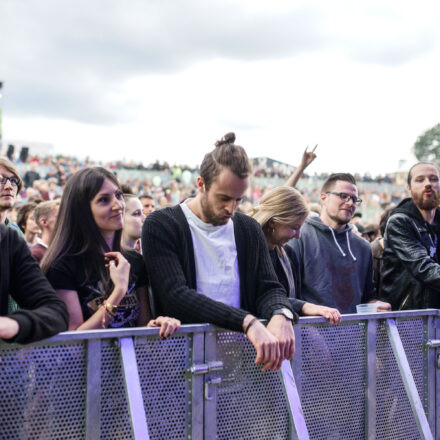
[181, 201, 241, 308]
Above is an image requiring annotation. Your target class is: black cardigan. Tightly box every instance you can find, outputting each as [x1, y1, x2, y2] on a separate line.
[142, 206, 296, 332]
[0, 224, 68, 343]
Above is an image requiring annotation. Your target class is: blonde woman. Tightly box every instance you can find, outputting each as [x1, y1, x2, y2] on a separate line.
[250, 186, 341, 323]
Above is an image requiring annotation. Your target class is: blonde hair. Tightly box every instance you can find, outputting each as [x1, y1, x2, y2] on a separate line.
[33, 200, 59, 228]
[250, 186, 309, 235]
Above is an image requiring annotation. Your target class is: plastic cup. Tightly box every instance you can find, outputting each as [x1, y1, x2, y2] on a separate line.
[356, 303, 378, 314]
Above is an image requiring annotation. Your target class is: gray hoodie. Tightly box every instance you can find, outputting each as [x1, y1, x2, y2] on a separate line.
[288, 216, 376, 313]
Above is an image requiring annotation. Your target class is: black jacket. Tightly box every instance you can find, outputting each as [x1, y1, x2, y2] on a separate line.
[381, 198, 440, 309]
[0, 224, 69, 343]
[142, 206, 296, 332]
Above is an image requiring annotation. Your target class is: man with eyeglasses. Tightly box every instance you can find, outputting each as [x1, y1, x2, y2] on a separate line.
[288, 173, 390, 313]
[0, 158, 68, 342]
[381, 162, 440, 310]
[0, 158, 23, 232]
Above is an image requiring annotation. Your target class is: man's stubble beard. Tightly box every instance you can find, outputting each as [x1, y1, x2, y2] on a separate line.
[326, 209, 352, 228]
[200, 194, 227, 226]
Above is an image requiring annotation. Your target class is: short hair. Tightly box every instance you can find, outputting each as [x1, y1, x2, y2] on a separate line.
[407, 162, 440, 187]
[120, 184, 134, 194]
[250, 186, 309, 249]
[33, 200, 59, 229]
[0, 158, 23, 192]
[321, 173, 357, 193]
[139, 194, 154, 201]
[123, 193, 141, 205]
[200, 132, 252, 189]
[16, 202, 37, 232]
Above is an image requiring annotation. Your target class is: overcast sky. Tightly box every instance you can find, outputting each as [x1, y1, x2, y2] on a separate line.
[1, 0, 439, 176]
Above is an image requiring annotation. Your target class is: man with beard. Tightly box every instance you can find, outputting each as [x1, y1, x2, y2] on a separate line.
[142, 133, 297, 371]
[381, 162, 440, 309]
[288, 173, 390, 313]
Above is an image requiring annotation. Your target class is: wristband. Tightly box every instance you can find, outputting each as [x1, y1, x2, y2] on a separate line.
[101, 300, 117, 329]
[103, 300, 118, 317]
[244, 317, 257, 335]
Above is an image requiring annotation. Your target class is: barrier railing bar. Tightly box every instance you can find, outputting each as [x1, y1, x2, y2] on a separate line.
[298, 309, 440, 325]
[10, 310, 437, 348]
[86, 339, 102, 440]
[365, 319, 377, 440]
[386, 318, 433, 440]
[280, 359, 310, 440]
[119, 337, 150, 440]
[426, 316, 437, 433]
[191, 332, 205, 440]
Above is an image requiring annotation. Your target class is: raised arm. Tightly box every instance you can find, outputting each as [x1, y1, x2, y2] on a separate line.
[284, 145, 317, 188]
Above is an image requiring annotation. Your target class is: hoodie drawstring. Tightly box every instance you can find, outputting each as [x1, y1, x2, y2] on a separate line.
[328, 226, 357, 261]
[345, 230, 357, 261]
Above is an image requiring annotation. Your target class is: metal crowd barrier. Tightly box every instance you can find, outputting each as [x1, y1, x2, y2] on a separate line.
[0, 310, 438, 440]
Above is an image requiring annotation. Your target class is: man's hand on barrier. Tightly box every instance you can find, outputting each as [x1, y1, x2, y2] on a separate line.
[244, 317, 281, 371]
[0, 317, 19, 340]
[301, 303, 342, 324]
[147, 316, 181, 339]
[266, 315, 295, 368]
[369, 300, 392, 312]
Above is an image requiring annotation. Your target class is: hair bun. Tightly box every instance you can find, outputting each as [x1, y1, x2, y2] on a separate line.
[215, 132, 236, 147]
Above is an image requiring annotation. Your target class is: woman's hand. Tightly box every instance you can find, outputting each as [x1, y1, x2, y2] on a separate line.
[147, 316, 181, 338]
[104, 252, 130, 292]
[301, 302, 342, 324]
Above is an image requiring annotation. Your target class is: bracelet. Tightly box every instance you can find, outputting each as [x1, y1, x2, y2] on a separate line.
[244, 317, 257, 335]
[101, 301, 117, 329]
[103, 300, 118, 317]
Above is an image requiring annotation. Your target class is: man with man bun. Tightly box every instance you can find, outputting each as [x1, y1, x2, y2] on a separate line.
[142, 133, 296, 371]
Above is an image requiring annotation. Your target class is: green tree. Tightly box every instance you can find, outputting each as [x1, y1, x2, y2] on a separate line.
[413, 123, 440, 164]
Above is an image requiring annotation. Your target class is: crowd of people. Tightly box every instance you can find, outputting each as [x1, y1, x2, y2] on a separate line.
[1, 132, 439, 373]
[8, 148, 408, 225]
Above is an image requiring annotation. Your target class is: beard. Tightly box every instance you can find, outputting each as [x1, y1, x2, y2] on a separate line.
[413, 188, 440, 211]
[200, 194, 229, 226]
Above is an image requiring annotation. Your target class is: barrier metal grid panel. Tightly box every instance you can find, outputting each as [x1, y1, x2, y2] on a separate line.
[299, 322, 366, 440]
[216, 331, 290, 440]
[100, 339, 132, 439]
[135, 334, 192, 440]
[375, 317, 426, 440]
[0, 342, 86, 440]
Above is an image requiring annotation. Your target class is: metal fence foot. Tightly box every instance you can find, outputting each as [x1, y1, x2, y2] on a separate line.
[386, 318, 433, 440]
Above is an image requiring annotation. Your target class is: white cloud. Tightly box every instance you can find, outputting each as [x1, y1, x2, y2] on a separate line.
[1, 0, 440, 175]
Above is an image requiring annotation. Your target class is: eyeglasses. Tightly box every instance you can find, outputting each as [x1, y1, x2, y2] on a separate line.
[0, 175, 20, 188]
[326, 191, 362, 206]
